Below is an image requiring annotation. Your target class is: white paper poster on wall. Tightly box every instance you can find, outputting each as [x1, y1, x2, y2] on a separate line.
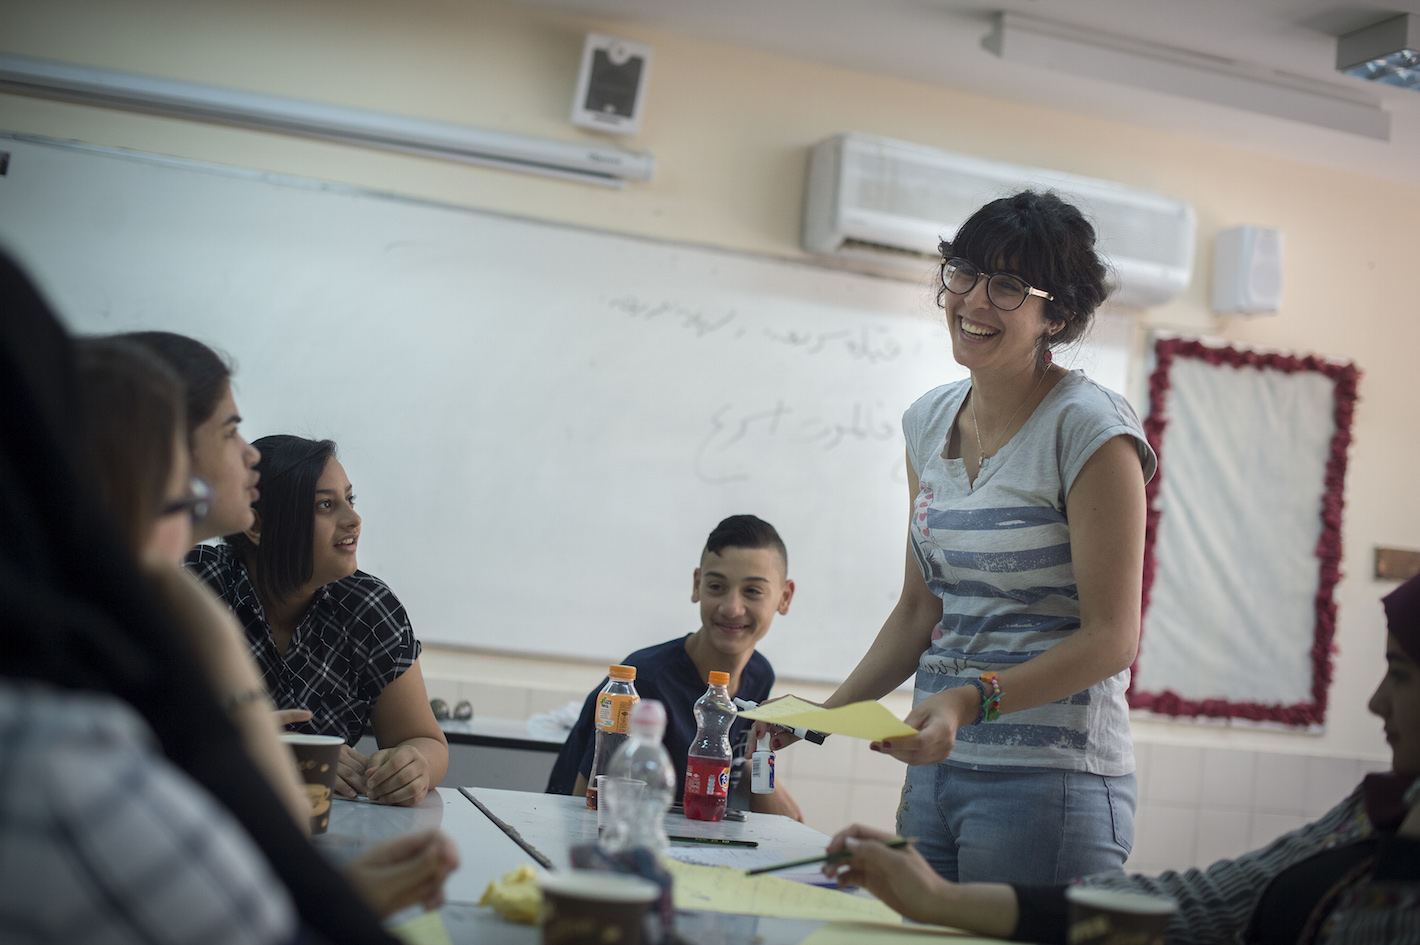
[1132, 335, 1359, 728]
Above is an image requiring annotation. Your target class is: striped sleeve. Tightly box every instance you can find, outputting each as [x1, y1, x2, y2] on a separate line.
[1078, 791, 1366, 944]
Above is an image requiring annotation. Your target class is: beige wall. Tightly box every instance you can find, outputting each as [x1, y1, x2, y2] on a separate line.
[4, 0, 1416, 774]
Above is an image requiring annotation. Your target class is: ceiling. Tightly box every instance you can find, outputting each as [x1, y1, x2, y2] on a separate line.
[501, 0, 1420, 189]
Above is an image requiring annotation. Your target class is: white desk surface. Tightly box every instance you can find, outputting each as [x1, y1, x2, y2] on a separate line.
[321, 787, 854, 944]
[459, 786, 833, 872]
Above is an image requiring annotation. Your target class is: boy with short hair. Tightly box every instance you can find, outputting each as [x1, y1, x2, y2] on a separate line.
[546, 515, 803, 820]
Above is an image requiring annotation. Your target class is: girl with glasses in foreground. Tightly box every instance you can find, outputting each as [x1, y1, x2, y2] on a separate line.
[758, 190, 1155, 884]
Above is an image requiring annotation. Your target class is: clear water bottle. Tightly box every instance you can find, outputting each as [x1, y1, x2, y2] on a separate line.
[606, 699, 676, 856]
[587, 664, 639, 810]
[683, 671, 735, 822]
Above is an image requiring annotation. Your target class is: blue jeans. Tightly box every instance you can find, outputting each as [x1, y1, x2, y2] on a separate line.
[895, 763, 1136, 884]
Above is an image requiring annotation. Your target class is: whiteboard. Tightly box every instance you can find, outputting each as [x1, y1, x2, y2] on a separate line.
[0, 134, 1131, 681]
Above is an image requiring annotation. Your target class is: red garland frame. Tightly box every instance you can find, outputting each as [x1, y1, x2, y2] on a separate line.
[1131, 337, 1361, 726]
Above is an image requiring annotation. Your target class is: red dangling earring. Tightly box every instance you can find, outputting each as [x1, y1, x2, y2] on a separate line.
[1042, 347, 1053, 367]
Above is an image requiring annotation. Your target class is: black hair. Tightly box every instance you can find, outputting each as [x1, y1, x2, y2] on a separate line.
[74, 337, 186, 557]
[704, 514, 788, 572]
[937, 190, 1110, 351]
[119, 331, 233, 443]
[227, 434, 337, 604]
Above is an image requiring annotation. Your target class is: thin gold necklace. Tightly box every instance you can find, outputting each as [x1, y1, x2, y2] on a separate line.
[970, 367, 1050, 470]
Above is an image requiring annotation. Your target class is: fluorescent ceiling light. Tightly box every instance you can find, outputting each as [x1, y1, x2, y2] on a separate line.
[984, 12, 1390, 141]
[0, 52, 655, 187]
[1337, 14, 1420, 91]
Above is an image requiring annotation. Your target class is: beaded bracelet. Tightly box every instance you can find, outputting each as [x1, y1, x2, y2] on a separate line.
[970, 672, 1003, 725]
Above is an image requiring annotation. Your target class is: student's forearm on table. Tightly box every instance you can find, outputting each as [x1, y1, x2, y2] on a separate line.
[142, 566, 310, 830]
[932, 882, 1021, 939]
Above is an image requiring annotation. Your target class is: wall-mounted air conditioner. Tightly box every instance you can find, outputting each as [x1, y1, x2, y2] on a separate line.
[802, 133, 1196, 308]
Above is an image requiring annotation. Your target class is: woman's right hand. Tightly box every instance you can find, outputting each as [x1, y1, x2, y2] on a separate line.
[336, 744, 372, 798]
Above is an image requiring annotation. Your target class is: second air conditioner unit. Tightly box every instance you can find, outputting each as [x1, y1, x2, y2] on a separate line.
[802, 133, 1196, 308]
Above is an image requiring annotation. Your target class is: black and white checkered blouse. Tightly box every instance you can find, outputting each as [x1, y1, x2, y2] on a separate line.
[186, 543, 421, 745]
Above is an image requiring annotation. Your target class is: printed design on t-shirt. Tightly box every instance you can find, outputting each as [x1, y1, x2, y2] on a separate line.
[914, 482, 934, 540]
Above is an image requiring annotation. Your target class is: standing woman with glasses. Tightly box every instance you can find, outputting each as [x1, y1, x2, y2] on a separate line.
[755, 191, 1156, 884]
[188, 435, 449, 807]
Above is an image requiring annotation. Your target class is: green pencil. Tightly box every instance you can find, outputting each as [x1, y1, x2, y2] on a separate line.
[668, 835, 759, 848]
[745, 836, 917, 875]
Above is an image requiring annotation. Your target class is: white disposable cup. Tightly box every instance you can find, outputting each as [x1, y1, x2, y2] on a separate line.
[594, 776, 645, 840]
[1065, 886, 1176, 945]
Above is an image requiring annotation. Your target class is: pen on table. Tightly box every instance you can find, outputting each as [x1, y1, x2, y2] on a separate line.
[745, 836, 917, 875]
[668, 835, 759, 847]
[732, 698, 829, 745]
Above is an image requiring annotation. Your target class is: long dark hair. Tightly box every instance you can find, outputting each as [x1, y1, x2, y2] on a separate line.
[228, 434, 337, 603]
[0, 253, 395, 943]
[75, 337, 185, 556]
[119, 331, 232, 444]
[938, 190, 1109, 350]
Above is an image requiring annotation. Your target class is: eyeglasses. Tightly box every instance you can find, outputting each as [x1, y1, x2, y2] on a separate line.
[160, 476, 212, 525]
[941, 257, 1054, 312]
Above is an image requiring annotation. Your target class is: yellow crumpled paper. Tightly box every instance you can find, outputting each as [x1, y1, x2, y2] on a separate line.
[478, 863, 543, 924]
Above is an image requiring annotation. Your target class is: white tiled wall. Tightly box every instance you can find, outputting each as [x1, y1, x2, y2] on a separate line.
[1126, 742, 1391, 874]
[422, 663, 1391, 877]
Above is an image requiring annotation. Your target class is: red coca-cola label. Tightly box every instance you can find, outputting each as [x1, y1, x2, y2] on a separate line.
[685, 758, 730, 797]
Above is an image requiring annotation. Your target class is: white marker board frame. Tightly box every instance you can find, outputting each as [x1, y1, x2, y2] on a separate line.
[0, 133, 1132, 682]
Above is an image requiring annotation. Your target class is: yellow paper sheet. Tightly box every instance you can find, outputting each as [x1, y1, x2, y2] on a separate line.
[801, 920, 1007, 944]
[389, 910, 454, 945]
[738, 697, 918, 741]
[664, 858, 901, 924]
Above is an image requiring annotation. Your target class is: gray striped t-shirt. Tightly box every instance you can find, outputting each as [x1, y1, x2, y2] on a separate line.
[904, 371, 1156, 776]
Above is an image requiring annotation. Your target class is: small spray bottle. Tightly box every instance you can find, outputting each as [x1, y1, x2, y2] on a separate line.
[751, 731, 775, 794]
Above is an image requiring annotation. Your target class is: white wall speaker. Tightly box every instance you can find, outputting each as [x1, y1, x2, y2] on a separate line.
[571, 33, 652, 136]
[1212, 225, 1282, 315]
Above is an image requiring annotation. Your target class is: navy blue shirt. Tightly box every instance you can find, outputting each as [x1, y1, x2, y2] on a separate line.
[545, 635, 775, 801]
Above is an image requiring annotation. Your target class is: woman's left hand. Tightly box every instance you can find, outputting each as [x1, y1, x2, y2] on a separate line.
[872, 686, 979, 765]
[365, 744, 432, 806]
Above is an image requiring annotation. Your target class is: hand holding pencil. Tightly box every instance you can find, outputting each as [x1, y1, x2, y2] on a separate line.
[820, 825, 954, 923]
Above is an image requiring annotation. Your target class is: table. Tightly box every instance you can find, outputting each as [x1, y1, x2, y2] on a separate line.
[321, 787, 848, 944]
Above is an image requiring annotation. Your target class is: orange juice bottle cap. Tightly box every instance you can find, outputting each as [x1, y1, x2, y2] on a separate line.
[608, 664, 636, 680]
[708, 671, 730, 686]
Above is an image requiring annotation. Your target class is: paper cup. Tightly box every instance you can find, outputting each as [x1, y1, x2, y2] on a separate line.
[280, 733, 344, 834]
[539, 870, 660, 945]
[1066, 886, 1176, 945]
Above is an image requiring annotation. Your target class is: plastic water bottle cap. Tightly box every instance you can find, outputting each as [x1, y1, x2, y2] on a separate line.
[608, 664, 637, 680]
[629, 698, 667, 735]
[708, 671, 730, 686]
